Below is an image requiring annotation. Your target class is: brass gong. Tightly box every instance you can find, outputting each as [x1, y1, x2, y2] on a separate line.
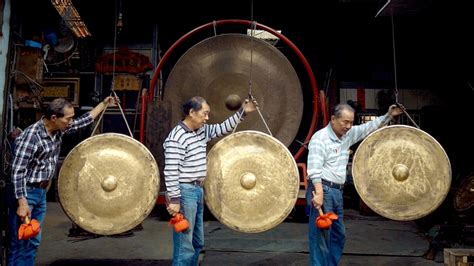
[205, 130, 299, 233]
[163, 34, 303, 148]
[352, 125, 451, 221]
[58, 133, 159, 235]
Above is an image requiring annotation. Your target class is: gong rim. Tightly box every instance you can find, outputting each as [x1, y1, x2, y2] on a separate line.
[352, 125, 451, 221]
[454, 172, 474, 212]
[204, 130, 299, 233]
[58, 133, 159, 235]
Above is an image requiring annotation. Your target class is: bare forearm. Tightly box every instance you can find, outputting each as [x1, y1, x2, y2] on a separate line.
[89, 96, 118, 119]
[314, 182, 323, 195]
[89, 101, 107, 119]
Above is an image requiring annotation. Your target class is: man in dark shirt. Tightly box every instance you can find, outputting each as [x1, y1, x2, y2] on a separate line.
[7, 96, 117, 266]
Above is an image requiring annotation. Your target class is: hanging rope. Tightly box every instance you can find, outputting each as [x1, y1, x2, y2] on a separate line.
[388, 7, 419, 129]
[248, 21, 256, 97]
[92, 0, 133, 137]
[390, 7, 399, 104]
[397, 103, 420, 128]
[91, 101, 109, 136]
[233, 1, 272, 136]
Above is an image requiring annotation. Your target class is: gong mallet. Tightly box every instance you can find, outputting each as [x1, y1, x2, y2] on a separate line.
[169, 213, 189, 233]
[18, 216, 41, 240]
[312, 191, 338, 230]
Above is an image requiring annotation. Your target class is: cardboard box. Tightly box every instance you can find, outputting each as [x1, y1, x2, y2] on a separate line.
[444, 248, 474, 266]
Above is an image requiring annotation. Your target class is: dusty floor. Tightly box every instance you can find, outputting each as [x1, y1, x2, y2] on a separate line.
[34, 202, 445, 265]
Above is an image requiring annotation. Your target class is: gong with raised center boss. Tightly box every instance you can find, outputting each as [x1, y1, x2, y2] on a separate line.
[58, 133, 159, 235]
[205, 130, 300, 233]
[163, 34, 303, 148]
[352, 125, 451, 221]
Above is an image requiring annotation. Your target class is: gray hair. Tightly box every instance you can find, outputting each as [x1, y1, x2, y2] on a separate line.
[332, 103, 355, 118]
[44, 98, 73, 119]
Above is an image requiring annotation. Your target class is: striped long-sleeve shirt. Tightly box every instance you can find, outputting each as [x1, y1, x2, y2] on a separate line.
[12, 113, 94, 199]
[163, 111, 245, 203]
[307, 113, 390, 184]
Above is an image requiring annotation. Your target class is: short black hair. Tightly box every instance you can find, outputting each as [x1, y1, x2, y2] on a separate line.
[44, 98, 73, 119]
[182, 96, 207, 117]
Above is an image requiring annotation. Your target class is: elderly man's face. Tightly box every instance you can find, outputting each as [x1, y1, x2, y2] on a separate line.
[190, 102, 210, 130]
[331, 109, 354, 138]
[52, 106, 75, 131]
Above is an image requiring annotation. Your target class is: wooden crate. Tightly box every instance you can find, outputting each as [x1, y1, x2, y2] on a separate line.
[444, 248, 474, 266]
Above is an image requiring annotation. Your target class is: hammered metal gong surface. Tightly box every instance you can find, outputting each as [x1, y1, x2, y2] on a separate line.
[58, 133, 159, 235]
[205, 130, 299, 233]
[352, 125, 451, 221]
[163, 34, 303, 148]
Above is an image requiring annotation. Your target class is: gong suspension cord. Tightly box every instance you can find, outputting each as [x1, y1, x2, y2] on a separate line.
[248, 21, 256, 97]
[388, 8, 418, 129]
[390, 7, 398, 104]
[231, 96, 272, 136]
[111, 87, 134, 137]
[91, 90, 133, 137]
[241, 2, 272, 136]
[213, 20, 217, 36]
[258, 108, 272, 135]
[91, 101, 109, 136]
[92, 0, 133, 137]
[247, 0, 257, 97]
[233, 3, 273, 136]
[397, 102, 420, 128]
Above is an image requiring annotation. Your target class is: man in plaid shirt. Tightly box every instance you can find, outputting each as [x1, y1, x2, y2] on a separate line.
[7, 96, 117, 266]
[306, 103, 404, 266]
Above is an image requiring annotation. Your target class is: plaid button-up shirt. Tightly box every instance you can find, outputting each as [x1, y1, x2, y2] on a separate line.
[12, 113, 94, 199]
[307, 114, 390, 185]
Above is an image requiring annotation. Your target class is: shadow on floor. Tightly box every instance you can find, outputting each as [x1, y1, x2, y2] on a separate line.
[50, 259, 172, 266]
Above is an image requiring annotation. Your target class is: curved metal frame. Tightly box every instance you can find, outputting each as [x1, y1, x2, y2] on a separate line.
[141, 19, 319, 161]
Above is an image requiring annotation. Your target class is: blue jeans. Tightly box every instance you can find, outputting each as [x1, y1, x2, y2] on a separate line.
[307, 181, 345, 266]
[7, 185, 48, 266]
[172, 183, 204, 266]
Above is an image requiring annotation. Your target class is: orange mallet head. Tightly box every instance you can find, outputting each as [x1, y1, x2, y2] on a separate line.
[315, 207, 339, 230]
[18, 217, 41, 240]
[312, 191, 339, 230]
[325, 212, 338, 221]
[169, 213, 189, 233]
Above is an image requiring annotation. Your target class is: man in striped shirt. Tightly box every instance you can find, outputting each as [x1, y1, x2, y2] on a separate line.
[7, 96, 117, 266]
[306, 103, 403, 266]
[163, 96, 257, 265]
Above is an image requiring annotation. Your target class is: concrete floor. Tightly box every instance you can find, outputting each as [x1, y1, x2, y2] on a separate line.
[35, 202, 443, 266]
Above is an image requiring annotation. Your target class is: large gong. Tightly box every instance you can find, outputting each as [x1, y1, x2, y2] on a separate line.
[205, 130, 299, 233]
[58, 133, 159, 235]
[163, 34, 303, 148]
[352, 125, 451, 221]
